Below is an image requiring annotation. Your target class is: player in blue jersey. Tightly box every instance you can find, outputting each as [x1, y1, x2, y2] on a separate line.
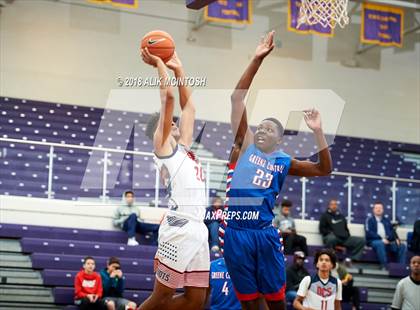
[220, 31, 333, 310]
[207, 257, 242, 310]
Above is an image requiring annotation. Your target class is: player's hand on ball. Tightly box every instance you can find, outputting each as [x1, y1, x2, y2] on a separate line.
[165, 52, 183, 72]
[255, 30, 275, 60]
[141, 47, 163, 67]
[303, 108, 322, 132]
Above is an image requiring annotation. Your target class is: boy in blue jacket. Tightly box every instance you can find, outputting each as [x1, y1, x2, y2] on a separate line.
[365, 203, 407, 269]
[100, 257, 136, 310]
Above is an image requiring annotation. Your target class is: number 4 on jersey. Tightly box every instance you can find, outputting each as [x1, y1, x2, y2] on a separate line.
[222, 281, 229, 296]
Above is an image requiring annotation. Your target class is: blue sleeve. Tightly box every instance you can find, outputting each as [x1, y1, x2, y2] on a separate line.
[384, 219, 396, 241]
[365, 217, 381, 243]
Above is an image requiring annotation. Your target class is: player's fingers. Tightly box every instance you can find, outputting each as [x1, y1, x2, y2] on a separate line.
[268, 31, 274, 45]
[144, 47, 153, 57]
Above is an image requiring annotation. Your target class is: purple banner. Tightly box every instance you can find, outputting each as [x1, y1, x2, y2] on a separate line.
[204, 0, 252, 24]
[362, 3, 403, 47]
[287, 0, 333, 36]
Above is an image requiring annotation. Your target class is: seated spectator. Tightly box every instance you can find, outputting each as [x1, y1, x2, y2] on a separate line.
[74, 256, 106, 310]
[100, 257, 136, 310]
[206, 257, 241, 310]
[113, 190, 159, 246]
[391, 255, 420, 310]
[293, 248, 342, 310]
[319, 199, 365, 261]
[285, 251, 309, 303]
[365, 202, 407, 269]
[409, 219, 420, 254]
[204, 196, 224, 253]
[273, 199, 308, 256]
[332, 260, 360, 310]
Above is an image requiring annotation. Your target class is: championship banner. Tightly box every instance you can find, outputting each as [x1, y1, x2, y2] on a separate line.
[288, 0, 333, 37]
[204, 0, 252, 24]
[88, 0, 138, 9]
[361, 3, 403, 47]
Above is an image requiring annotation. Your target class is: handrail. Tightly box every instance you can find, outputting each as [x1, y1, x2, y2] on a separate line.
[0, 137, 227, 164]
[1, 137, 418, 183]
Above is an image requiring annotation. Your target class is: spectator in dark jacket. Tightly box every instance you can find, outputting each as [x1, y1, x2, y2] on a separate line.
[409, 219, 420, 254]
[100, 257, 136, 310]
[319, 199, 365, 261]
[285, 251, 310, 303]
[365, 202, 407, 269]
[204, 196, 224, 253]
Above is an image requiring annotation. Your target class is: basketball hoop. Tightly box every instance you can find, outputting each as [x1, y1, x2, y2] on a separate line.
[297, 0, 350, 29]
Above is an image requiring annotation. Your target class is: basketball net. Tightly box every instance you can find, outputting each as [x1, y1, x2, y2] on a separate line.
[297, 0, 350, 29]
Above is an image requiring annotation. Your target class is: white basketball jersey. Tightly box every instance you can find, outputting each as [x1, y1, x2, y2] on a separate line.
[155, 144, 207, 221]
[297, 275, 342, 310]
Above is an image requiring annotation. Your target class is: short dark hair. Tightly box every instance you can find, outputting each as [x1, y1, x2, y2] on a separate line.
[108, 256, 120, 266]
[145, 112, 161, 140]
[83, 256, 95, 264]
[314, 248, 337, 269]
[124, 190, 134, 197]
[212, 195, 223, 203]
[145, 113, 179, 141]
[262, 117, 284, 138]
[281, 199, 292, 208]
[373, 201, 383, 206]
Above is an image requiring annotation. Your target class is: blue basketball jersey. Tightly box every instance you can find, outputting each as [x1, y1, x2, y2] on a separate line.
[226, 144, 291, 229]
[209, 258, 241, 310]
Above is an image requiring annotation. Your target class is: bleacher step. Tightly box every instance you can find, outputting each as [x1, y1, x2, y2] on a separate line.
[0, 239, 21, 253]
[0, 289, 54, 309]
[0, 302, 61, 309]
[354, 277, 398, 289]
[368, 295, 394, 304]
[0, 253, 32, 268]
[360, 269, 389, 276]
[0, 284, 52, 297]
[0, 268, 43, 285]
[368, 289, 395, 299]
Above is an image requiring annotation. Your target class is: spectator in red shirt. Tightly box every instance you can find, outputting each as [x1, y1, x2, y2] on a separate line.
[74, 256, 106, 310]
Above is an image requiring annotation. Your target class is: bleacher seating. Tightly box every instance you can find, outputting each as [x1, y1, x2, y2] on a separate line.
[0, 222, 411, 308]
[1, 96, 419, 225]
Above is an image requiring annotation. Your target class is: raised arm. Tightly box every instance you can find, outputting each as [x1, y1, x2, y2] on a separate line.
[288, 109, 333, 177]
[166, 52, 195, 147]
[230, 31, 275, 155]
[141, 48, 175, 157]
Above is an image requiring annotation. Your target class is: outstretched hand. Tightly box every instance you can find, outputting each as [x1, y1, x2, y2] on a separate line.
[303, 109, 322, 132]
[165, 52, 183, 72]
[141, 47, 163, 67]
[255, 30, 275, 60]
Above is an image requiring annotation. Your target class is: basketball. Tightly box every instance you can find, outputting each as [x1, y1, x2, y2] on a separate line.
[141, 30, 175, 62]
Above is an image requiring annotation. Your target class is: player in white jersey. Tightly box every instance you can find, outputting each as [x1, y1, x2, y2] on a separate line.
[294, 249, 342, 310]
[138, 48, 209, 310]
